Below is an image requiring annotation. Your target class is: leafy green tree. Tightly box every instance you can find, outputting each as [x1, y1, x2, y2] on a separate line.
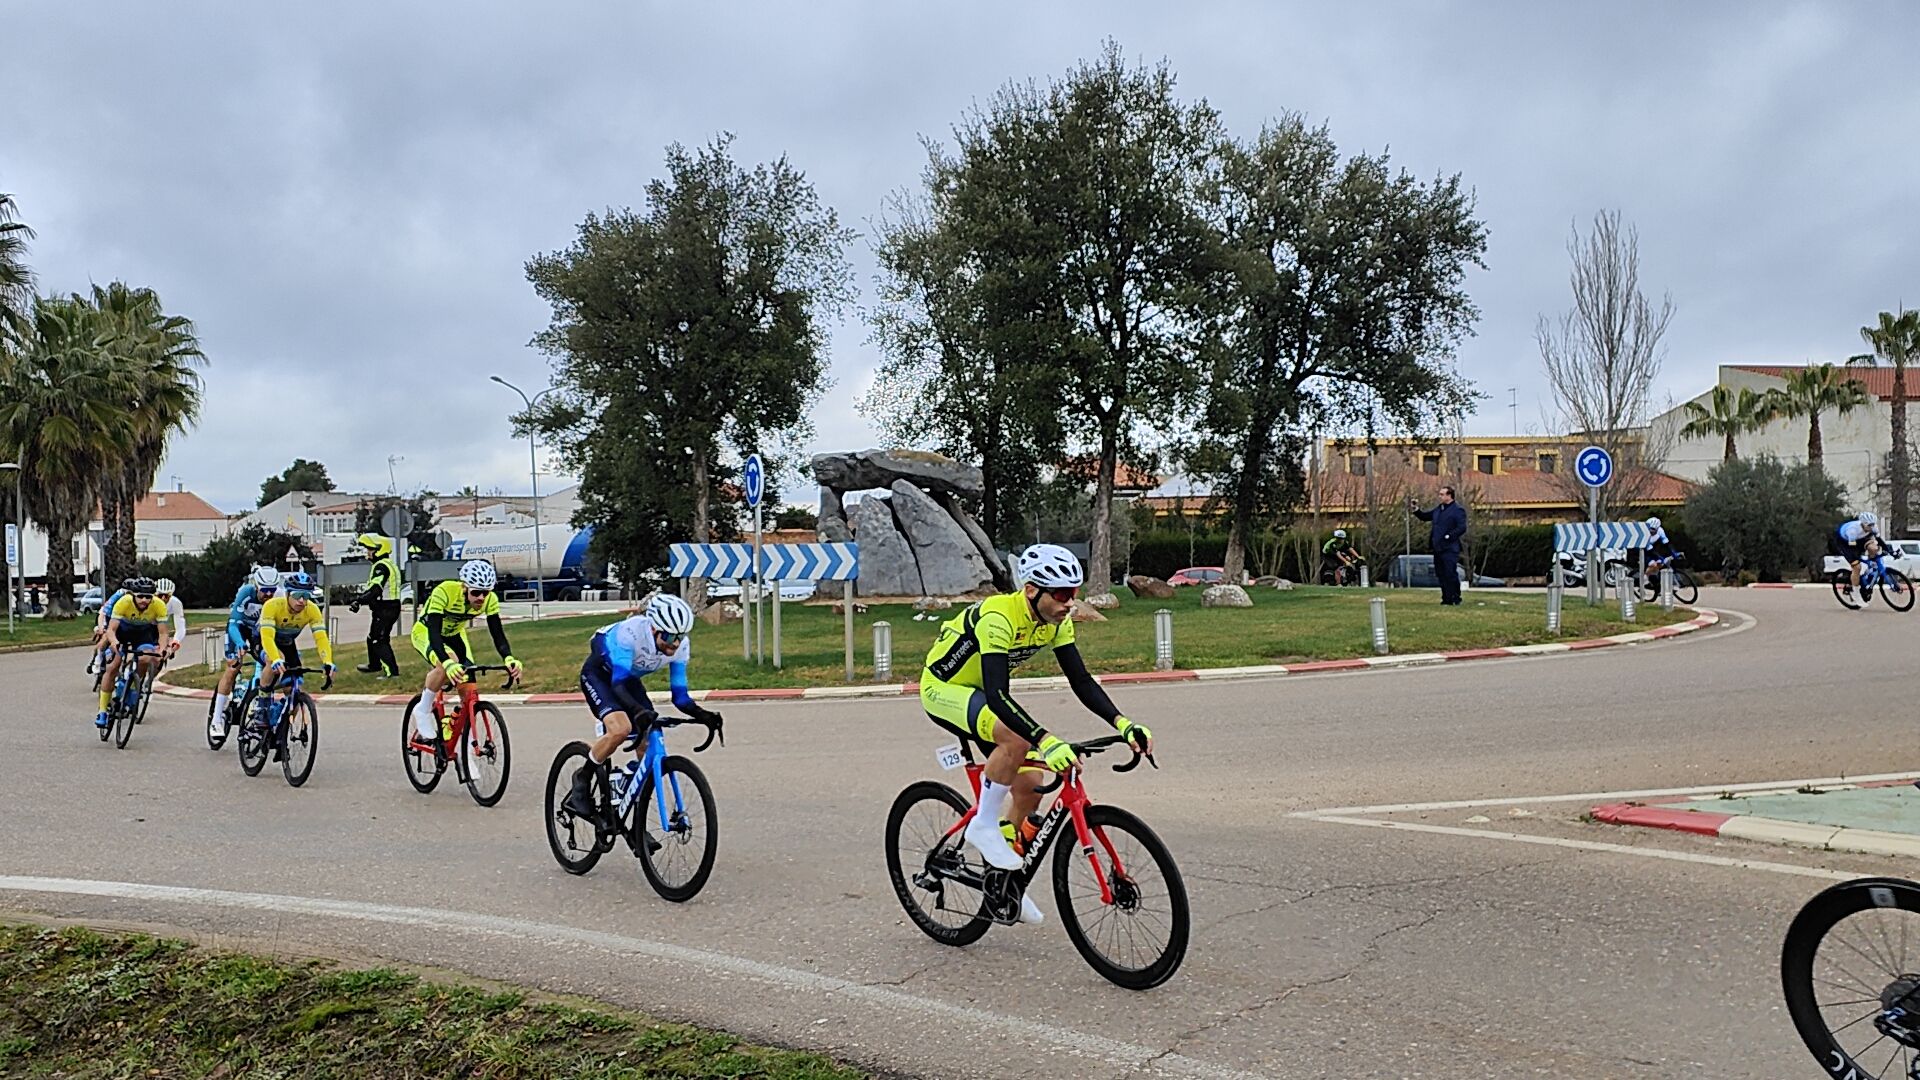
[931, 43, 1225, 596]
[773, 505, 818, 531]
[1765, 363, 1871, 470]
[0, 193, 33, 349]
[1683, 454, 1847, 581]
[0, 297, 130, 616]
[1851, 308, 1920, 533]
[1191, 115, 1485, 581]
[258, 459, 336, 507]
[1682, 385, 1776, 463]
[526, 136, 853, 601]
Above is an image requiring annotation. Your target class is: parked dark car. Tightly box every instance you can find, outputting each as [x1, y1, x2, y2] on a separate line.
[1385, 555, 1505, 589]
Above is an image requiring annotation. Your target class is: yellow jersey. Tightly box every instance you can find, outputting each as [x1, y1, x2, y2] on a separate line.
[422, 578, 500, 636]
[923, 591, 1076, 688]
[258, 594, 333, 666]
[109, 595, 171, 628]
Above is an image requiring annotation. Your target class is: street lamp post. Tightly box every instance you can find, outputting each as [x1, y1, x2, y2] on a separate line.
[490, 376, 555, 621]
[1, 462, 19, 633]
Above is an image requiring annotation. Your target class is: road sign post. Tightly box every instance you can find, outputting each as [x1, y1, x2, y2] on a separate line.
[1576, 446, 1614, 607]
[4, 522, 17, 634]
[744, 453, 764, 667]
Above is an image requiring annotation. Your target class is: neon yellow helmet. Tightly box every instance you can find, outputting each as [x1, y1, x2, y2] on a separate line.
[355, 533, 393, 557]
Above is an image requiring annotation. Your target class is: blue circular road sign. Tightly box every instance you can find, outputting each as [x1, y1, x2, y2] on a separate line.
[743, 453, 765, 509]
[1575, 445, 1614, 488]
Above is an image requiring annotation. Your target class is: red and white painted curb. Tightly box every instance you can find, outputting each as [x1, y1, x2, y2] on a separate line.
[1745, 582, 1831, 590]
[1593, 778, 1920, 859]
[151, 608, 1721, 707]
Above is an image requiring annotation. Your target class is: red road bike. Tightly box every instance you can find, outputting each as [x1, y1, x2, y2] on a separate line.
[399, 665, 514, 807]
[885, 734, 1189, 989]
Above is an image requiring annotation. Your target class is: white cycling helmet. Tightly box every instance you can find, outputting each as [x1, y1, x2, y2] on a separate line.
[458, 559, 497, 591]
[1860, 511, 1879, 528]
[646, 593, 695, 635]
[1016, 543, 1084, 589]
[1333, 529, 1348, 538]
[1645, 516, 1661, 530]
[153, 577, 176, 597]
[251, 566, 281, 590]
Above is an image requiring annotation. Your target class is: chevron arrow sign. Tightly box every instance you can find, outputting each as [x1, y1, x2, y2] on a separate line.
[760, 542, 860, 581]
[668, 543, 753, 579]
[1553, 522, 1651, 553]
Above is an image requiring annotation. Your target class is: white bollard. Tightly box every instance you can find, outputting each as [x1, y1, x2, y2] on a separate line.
[1359, 564, 1371, 588]
[1547, 580, 1563, 635]
[872, 620, 893, 683]
[1154, 608, 1174, 671]
[1618, 574, 1636, 622]
[1659, 567, 1675, 612]
[204, 628, 221, 672]
[1370, 596, 1388, 655]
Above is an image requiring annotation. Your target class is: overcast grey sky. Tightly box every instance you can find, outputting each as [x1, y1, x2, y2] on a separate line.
[6, 1, 1915, 512]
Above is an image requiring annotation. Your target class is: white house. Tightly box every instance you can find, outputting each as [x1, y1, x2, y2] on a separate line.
[10, 489, 229, 585]
[1652, 364, 1904, 523]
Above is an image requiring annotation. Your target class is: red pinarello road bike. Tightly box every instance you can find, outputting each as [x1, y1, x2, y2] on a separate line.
[885, 734, 1189, 989]
[399, 665, 514, 807]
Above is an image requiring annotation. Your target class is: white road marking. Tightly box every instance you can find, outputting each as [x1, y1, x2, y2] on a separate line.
[1295, 770, 1920, 817]
[0, 875, 1268, 1080]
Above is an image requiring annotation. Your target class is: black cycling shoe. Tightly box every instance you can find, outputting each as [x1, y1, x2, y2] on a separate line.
[561, 766, 602, 822]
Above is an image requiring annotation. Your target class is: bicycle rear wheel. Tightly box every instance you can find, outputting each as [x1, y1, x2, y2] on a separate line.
[885, 781, 991, 947]
[281, 692, 319, 787]
[134, 666, 158, 725]
[206, 692, 231, 751]
[398, 693, 444, 793]
[460, 702, 511, 807]
[1053, 804, 1189, 990]
[1782, 877, 1920, 1079]
[1882, 570, 1916, 612]
[544, 742, 606, 875]
[1833, 573, 1864, 610]
[633, 755, 718, 902]
[236, 688, 269, 776]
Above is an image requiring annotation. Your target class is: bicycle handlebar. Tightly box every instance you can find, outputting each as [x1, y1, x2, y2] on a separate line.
[457, 663, 521, 690]
[636, 711, 725, 753]
[1031, 733, 1156, 794]
[273, 664, 334, 690]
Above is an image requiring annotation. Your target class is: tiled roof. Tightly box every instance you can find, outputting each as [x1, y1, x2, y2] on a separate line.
[1313, 460, 1695, 509]
[130, 491, 226, 521]
[1732, 364, 1908, 402]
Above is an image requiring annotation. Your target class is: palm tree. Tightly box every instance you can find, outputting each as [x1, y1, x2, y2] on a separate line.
[88, 282, 205, 583]
[0, 297, 132, 617]
[1852, 308, 1920, 535]
[1682, 384, 1777, 462]
[1766, 363, 1872, 470]
[0, 194, 32, 348]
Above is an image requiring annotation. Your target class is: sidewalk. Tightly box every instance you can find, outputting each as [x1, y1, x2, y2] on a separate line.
[1594, 778, 1920, 858]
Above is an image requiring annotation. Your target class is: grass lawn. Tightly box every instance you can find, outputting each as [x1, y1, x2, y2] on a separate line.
[159, 587, 1693, 693]
[0, 609, 227, 651]
[0, 923, 863, 1079]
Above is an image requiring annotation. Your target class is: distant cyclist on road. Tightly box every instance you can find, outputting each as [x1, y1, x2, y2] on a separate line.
[1831, 511, 1883, 603]
[210, 566, 279, 738]
[95, 577, 173, 730]
[918, 543, 1153, 927]
[1320, 530, 1360, 585]
[561, 592, 724, 821]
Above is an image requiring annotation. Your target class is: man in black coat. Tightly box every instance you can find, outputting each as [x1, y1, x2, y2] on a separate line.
[1413, 485, 1468, 605]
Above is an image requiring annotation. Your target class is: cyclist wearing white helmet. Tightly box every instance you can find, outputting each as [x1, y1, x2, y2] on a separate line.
[210, 567, 281, 737]
[407, 560, 524, 743]
[152, 578, 187, 656]
[1321, 529, 1360, 585]
[561, 591, 724, 820]
[919, 543, 1153, 925]
[1833, 511, 1884, 601]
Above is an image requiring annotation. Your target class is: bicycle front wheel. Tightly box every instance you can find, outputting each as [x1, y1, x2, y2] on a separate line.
[112, 680, 137, 750]
[236, 688, 269, 776]
[1053, 804, 1189, 990]
[398, 694, 444, 794]
[884, 780, 991, 947]
[281, 692, 319, 788]
[1882, 570, 1916, 612]
[460, 702, 511, 807]
[633, 755, 718, 902]
[1671, 569, 1699, 605]
[1783, 877, 1920, 1079]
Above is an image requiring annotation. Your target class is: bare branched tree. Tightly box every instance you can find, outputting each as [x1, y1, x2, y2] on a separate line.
[1537, 210, 1675, 518]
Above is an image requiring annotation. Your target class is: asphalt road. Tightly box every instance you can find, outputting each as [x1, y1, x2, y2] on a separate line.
[1, 589, 1910, 1079]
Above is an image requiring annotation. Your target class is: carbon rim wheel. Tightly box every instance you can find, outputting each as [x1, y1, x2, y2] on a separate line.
[1052, 804, 1189, 990]
[399, 694, 443, 794]
[633, 755, 718, 902]
[1783, 877, 1920, 1079]
[237, 688, 269, 776]
[460, 702, 511, 807]
[281, 693, 318, 787]
[1882, 570, 1916, 612]
[112, 678, 137, 750]
[884, 781, 991, 947]
[1835, 574, 1864, 610]
[544, 742, 605, 876]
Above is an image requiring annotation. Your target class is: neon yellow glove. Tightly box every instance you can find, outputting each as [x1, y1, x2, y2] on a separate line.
[443, 659, 467, 684]
[1115, 717, 1151, 752]
[504, 655, 523, 676]
[1037, 734, 1078, 772]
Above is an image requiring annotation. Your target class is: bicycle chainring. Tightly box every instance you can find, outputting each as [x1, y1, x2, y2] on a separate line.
[982, 868, 1024, 925]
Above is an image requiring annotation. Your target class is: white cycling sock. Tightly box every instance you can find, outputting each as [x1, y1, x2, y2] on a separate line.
[973, 779, 1009, 831]
[212, 692, 230, 718]
[411, 698, 436, 739]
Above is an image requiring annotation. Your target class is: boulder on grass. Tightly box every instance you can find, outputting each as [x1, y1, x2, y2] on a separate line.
[699, 601, 743, 625]
[1127, 575, 1176, 599]
[912, 596, 954, 614]
[1201, 584, 1254, 608]
[1085, 591, 1122, 610]
[1068, 599, 1109, 622]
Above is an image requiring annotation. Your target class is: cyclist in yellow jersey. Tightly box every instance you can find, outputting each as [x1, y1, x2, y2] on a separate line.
[257, 572, 335, 691]
[920, 543, 1152, 924]
[407, 560, 522, 743]
[96, 576, 174, 730]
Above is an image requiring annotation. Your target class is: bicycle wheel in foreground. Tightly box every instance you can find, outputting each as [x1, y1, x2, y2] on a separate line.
[633, 755, 717, 903]
[1783, 877, 1920, 1080]
[1053, 804, 1189, 990]
[460, 702, 511, 807]
[544, 741, 606, 876]
[281, 692, 319, 788]
[885, 780, 990, 948]
[1882, 570, 1917, 613]
[1833, 574, 1865, 610]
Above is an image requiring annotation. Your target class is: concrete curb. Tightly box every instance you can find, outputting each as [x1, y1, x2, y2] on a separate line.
[1745, 583, 1830, 589]
[1592, 799, 1920, 859]
[150, 607, 1722, 707]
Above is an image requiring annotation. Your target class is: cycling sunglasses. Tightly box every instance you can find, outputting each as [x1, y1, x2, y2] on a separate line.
[656, 630, 685, 648]
[1041, 586, 1078, 603]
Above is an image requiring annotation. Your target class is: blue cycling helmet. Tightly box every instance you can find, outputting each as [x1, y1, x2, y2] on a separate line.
[283, 572, 318, 597]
